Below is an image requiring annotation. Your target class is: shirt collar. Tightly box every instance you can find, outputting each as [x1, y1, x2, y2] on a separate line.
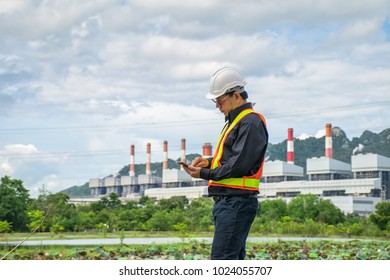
[226, 102, 253, 123]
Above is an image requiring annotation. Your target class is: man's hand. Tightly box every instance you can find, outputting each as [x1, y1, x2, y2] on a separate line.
[191, 157, 209, 168]
[183, 165, 201, 178]
[182, 157, 209, 178]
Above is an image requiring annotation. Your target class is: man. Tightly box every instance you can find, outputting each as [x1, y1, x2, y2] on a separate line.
[183, 67, 268, 260]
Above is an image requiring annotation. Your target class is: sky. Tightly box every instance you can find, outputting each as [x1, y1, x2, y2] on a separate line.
[1, 0, 390, 197]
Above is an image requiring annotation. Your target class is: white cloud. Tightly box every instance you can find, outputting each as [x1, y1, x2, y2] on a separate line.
[296, 129, 325, 140]
[315, 129, 326, 138]
[0, 162, 13, 174]
[1, 0, 390, 194]
[71, 15, 103, 38]
[0, 144, 40, 177]
[0, 0, 112, 39]
[296, 133, 311, 140]
[28, 174, 61, 197]
[327, 18, 385, 47]
[0, 144, 64, 193]
[0, 1, 28, 14]
[4, 144, 38, 154]
[28, 40, 48, 49]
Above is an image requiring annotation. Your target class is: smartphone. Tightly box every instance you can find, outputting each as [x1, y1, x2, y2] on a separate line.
[176, 161, 189, 168]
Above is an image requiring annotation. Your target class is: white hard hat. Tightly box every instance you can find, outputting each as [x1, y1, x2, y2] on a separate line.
[206, 66, 247, 99]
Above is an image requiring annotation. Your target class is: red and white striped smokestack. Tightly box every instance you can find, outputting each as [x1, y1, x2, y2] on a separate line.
[129, 145, 135, 176]
[325, 123, 333, 158]
[180, 138, 186, 170]
[202, 143, 212, 158]
[146, 142, 151, 175]
[163, 140, 168, 170]
[287, 128, 294, 164]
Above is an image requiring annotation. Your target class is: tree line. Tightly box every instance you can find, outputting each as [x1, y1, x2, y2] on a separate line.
[1, 176, 389, 237]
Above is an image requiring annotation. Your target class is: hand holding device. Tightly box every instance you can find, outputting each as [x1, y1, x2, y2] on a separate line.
[176, 161, 189, 168]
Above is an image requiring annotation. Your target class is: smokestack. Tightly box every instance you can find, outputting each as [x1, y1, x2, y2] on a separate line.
[202, 143, 212, 158]
[287, 128, 294, 164]
[163, 140, 168, 170]
[180, 138, 186, 170]
[146, 142, 151, 175]
[129, 145, 135, 176]
[325, 123, 333, 158]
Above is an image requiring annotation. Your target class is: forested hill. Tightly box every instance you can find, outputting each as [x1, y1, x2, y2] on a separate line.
[61, 127, 390, 197]
[267, 127, 390, 169]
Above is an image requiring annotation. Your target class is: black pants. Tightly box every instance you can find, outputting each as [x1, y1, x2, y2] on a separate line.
[211, 196, 259, 260]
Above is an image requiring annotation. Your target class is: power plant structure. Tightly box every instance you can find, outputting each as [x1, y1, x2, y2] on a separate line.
[87, 123, 390, 215]
[89, 138, 206, 200]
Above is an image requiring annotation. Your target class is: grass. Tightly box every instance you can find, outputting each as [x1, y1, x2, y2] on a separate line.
[1, 231, 389, 260]
[1, 239, 389, 260]
[0, 231, 215, 241]
[2, 230, 389, 242]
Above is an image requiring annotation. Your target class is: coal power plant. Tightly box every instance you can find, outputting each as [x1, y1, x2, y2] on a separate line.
[86, 124, 390, 216]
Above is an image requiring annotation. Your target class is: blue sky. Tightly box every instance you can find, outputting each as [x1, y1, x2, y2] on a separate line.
[1, 0, 390, 196]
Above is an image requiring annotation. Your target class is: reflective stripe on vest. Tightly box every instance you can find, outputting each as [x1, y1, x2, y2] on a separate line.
[208, 108, 266, 191]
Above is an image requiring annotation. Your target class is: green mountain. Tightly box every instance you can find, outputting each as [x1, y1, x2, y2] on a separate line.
[267, 127, 390, 169]
[60, 127, 390, 197]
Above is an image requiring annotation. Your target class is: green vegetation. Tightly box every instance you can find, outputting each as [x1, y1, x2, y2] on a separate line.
[0, 176, 30, 232]
[1, 175, 390, 260]
[1, 240, 389, 260]
[1, 176, 390, 239]
[2, 128, 390, 260]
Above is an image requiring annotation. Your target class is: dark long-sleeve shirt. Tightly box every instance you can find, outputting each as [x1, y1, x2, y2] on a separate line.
[200, 102, 268, 196]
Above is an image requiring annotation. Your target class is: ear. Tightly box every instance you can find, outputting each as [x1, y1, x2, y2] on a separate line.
[233, 91, 241, 100]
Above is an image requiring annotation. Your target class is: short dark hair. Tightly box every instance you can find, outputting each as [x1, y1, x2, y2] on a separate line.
[226, 86, 248, 100]
[240, 90, 248, 100]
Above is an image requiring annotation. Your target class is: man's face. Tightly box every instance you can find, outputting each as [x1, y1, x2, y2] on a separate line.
[213, 92, 236, 116]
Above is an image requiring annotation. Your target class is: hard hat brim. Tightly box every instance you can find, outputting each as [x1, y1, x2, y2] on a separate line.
[205, 92, 225, 99]
[205, 84, 246, 100]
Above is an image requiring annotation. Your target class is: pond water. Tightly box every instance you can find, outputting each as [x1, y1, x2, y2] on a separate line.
[0, 236, 366, 246]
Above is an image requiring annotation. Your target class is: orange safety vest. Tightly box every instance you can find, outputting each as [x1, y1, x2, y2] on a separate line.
[208, 108, 267, 191]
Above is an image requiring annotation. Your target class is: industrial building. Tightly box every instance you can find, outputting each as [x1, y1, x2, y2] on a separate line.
[86, 124, 390, 215]
[88, 138, 207, 201]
